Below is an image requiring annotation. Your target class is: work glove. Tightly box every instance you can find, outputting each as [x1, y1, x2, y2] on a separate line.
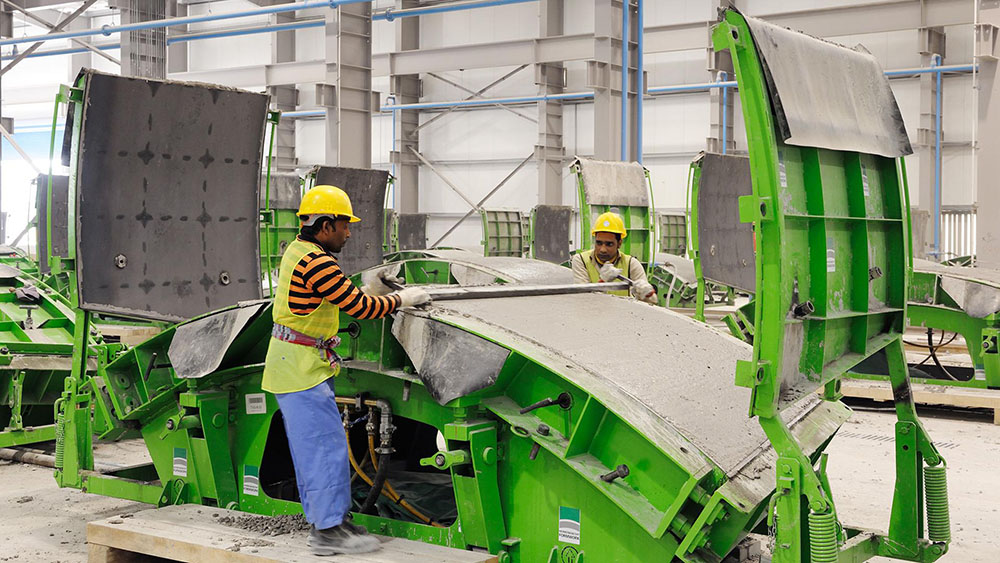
[631, 280, 657, 304]
[397, 286, 431, 308]
[598, 262, 623, 282]
[361, 265, 404, 296]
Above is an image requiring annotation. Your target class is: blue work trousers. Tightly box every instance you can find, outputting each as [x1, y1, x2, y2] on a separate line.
[274, 377, 350, 530]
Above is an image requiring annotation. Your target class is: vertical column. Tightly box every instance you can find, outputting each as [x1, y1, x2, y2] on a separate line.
[707, 2, 735, 154]
[68, 17, 94, 77]
[590, 0, 637, 161]
[113, 0, 167, 78]
[391, 0, 420, 213]
[917, 27, 945, 259]
[269, 5, 298, 171]
[536, 0, 564, 204]
[323, 3, 373, 168]
[976, 10, 1000, 267]
[166, 0, 187, 75]
[590, 0, 622, 160]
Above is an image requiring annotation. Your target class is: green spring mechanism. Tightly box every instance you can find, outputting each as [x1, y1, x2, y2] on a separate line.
[925, 462, 951, 543]
[808, 511, 838, 563]
[54, 410, 65, 469]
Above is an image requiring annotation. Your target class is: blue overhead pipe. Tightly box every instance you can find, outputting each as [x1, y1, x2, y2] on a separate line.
[381, 91, 594, 111]
[719, 71, 728, 154]
[0, 0, 370, 47]
[375, 0, 536, 21]
[636, 0, 643, 164]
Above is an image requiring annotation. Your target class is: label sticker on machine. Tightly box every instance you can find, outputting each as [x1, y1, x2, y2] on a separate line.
[245, 393, 266, 415]
[243, 465, 259, 496]
[861, 163, 870, 197]
[826, 238, 836, 273]
[173, 448, 187, 477]
[777, 151, 787, 187]
[558, 506, 580, 545]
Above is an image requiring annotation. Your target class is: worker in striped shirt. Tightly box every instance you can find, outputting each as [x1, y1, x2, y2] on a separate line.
[262, 185, 429, 556]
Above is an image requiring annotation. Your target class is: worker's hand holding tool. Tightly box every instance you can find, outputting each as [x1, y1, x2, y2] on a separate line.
[598, 263, 623, 283]
[361, 267, 405, 296]
[631, 280, 657, 304]
[397, 286, 431, 308]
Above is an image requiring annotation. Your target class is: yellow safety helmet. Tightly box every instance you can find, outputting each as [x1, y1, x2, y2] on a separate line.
[591, 212, 627, 239]
[298, 184, 361, 225]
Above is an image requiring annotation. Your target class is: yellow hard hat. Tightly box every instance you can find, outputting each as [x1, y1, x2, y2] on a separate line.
[591, 212, 627, 239]
[298, 184, 361, 225]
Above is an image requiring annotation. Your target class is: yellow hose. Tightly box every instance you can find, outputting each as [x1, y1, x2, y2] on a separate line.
[358, 434, 442, 527]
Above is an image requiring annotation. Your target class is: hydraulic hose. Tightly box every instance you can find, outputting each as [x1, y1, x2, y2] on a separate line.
[360, 452, 392, 515]
[364, 434, 441, 526]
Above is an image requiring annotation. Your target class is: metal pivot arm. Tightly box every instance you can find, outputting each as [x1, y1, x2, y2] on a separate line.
[713, 10, 949, 563]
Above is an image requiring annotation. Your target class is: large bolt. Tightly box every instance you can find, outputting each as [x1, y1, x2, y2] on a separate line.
[600, 464, 630, 483]
[528, 443, 541, 461]
[536, 424, 550, 436]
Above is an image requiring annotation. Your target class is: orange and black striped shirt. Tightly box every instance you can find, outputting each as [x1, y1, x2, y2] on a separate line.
[289, 246, 401, 318]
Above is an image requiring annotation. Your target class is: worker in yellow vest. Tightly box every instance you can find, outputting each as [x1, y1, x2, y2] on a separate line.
[262, 185, 430, 556]
[571, 212, 657, 304]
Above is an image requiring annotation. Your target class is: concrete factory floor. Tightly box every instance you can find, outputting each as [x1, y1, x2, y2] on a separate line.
[0, 409, 997, 562]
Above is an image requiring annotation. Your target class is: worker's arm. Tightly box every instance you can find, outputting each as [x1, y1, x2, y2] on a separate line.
[628, 257, 658, 304]
[627, 257, 649, 283]
[294, 253, 401, 319]
[570, 254, 590, 284]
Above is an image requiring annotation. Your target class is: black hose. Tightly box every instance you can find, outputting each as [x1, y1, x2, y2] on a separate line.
[927, 328, 960, 381]
[360, 453, 392, 515]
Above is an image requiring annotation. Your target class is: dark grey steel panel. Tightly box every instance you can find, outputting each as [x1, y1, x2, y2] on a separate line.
[310, 166, 390, 276]
[697, 153, 756, 293]
[260, 171, 301, 210]
[393, 313, 510, 405]
[743, 13, 912, 158]
[572, 157, 649, 207]
[397, 213, 427, 251]
[35, 174, 69, 274]
[74, 70, 268, 322]
[169, 301, 268, 379]
[532, 205, 571, 264]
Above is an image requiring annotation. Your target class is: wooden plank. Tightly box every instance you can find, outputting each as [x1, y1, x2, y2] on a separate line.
[88, 506, 496, 563]
[840, 379, 1000, 424]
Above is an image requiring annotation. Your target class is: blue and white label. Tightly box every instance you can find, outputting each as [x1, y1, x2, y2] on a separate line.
[558, 506, 580, 545]
[243, 465, 260, 496]
[827, 237, 836, 273]
[172, 447, 187, 477]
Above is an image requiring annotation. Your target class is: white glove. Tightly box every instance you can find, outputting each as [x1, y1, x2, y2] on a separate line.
[631, 280, 657, 304]
[598, 262, 623, 282]
[396, 286, 431, 308]
[361, 265, 403, 296]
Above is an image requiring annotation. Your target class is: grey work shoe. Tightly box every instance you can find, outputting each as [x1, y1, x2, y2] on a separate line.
[308, 523, 381, 556]
[341, 515, 370, 536]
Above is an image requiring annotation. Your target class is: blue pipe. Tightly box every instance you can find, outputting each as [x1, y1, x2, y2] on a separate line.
[375, 0, 536, 21]
[0, 0, 369, 47]
[381, 91, 594, 111]
[884, 63, 976, 77]
[170, 20, 324, 43]
[620, 0, 629, 160]
[719, 71, 728, 154]
[934, 54, 943, 256]
[636, 0, 643, 164]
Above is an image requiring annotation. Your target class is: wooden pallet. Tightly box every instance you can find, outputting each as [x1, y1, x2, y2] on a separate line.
[840, 379, 1000, 424]
[87, 505, 497, 563]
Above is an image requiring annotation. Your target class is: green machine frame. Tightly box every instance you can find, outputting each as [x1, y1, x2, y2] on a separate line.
[572, 158, 656, 268]
[715, 10, 949, 563]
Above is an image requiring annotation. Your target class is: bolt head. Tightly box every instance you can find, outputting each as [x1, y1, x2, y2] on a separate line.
[435, 453, 446, 467]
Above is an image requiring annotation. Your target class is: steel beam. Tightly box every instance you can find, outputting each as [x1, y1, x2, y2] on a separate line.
[269, 0, 298, 170]
[422, 280, 630, 301]
[430, 153, 533, 248]
[391, 0, 420, 214]
[323, 2, 373, 167]
[409, 147, 480, 210]
[427, 72, 535, 123]
[536, 0, 564, 204]
[112, 0, 167, 78]
[166, 0, 187, 74]
[0, 0, 98, 76]
[0, 0, 118, 64]
[917, 26, 945, 259]
[977, 5, 1000, 267]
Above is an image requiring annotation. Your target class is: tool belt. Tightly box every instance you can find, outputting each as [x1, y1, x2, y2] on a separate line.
[272, 323, 343, 369]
